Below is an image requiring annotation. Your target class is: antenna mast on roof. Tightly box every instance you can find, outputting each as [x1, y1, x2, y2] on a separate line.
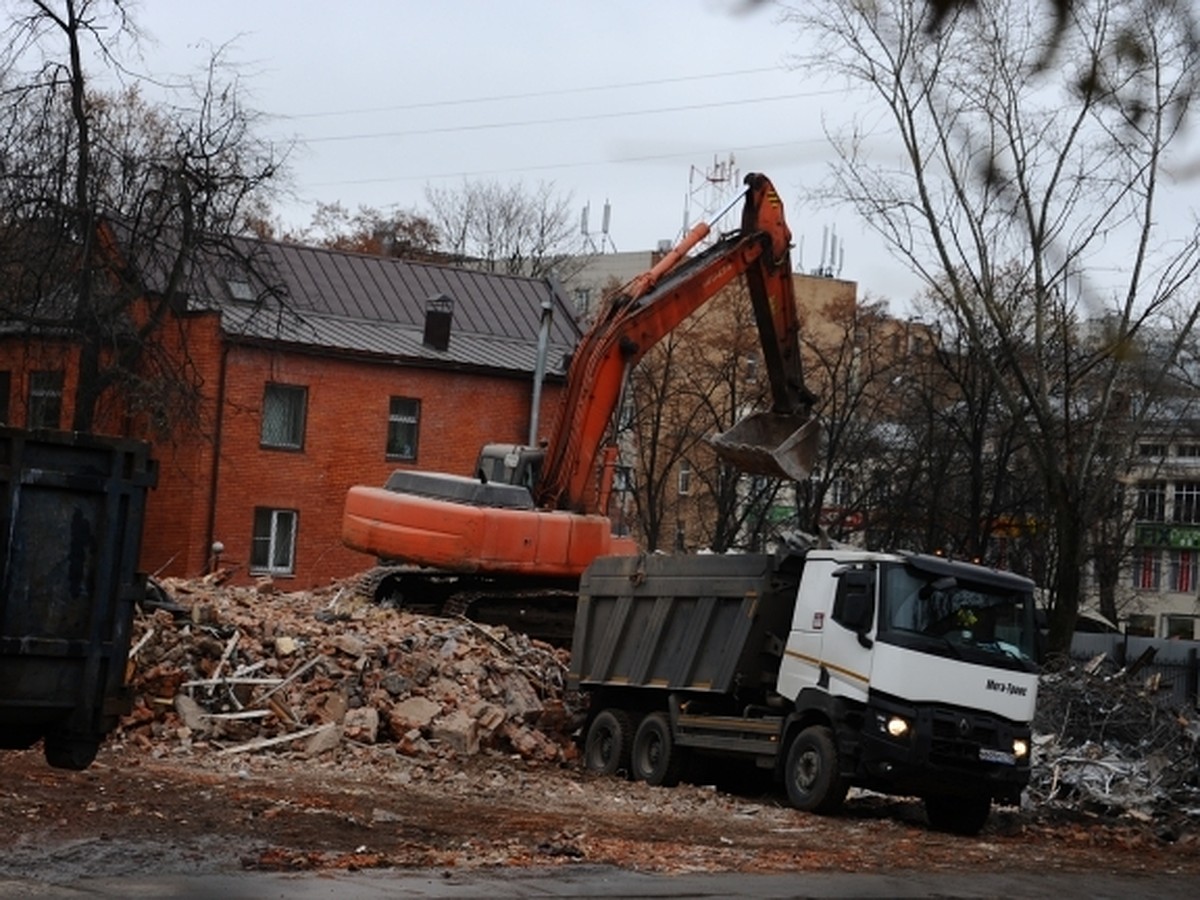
[810, 223, 847, 278]
[580, 200, 617, 254]
[679, 153, 739, 249]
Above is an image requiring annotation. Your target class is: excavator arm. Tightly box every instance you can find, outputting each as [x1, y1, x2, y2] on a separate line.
[535, 172, 818, 514]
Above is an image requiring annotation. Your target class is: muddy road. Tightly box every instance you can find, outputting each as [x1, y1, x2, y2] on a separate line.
[3, 739, 1198, 892]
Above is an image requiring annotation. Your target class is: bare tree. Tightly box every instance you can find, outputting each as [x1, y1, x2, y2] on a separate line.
[784, 0, 1200, 655]
[618, 280, 785, 553]
[424, 177, 587, 279]
[0, 0, 285, 437]
[293, 201, 442, 261]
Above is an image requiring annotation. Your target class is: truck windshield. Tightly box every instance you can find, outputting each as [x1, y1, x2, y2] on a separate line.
[878, 563, 1038, 669]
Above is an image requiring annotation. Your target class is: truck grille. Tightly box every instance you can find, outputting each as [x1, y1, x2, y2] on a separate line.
[929, 709, 1001, 765]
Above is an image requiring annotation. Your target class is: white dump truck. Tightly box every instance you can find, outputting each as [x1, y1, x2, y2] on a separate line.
[570, 543, 1039, 834]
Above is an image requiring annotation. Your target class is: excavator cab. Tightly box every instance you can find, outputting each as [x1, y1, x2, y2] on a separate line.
[475, 443, 544, 489]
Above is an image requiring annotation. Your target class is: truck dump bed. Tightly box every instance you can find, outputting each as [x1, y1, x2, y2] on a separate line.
[569, 552, 801, 695]
[0, 427, 157, 769]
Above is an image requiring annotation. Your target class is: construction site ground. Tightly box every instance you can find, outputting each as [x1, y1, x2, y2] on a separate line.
[3, 573, 1200, 888]
[3, 740, 1199, 883]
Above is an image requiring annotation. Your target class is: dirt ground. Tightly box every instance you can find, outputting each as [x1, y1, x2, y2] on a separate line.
[5, 575, 1199, 883]
[4, 737, 1200, 881]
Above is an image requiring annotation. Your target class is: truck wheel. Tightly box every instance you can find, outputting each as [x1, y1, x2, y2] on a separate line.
[924, 793, 991, 835]
[784, 725, 847, 814]
[43, 733, 102, 771]
[631, 712, 683, 787]
[584, 709, 634, 776]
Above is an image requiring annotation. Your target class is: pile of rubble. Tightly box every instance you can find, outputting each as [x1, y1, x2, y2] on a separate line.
[121, 571, 1200, 831]
[119, 570, 580, 764]
[1030, 652, 1200, 827]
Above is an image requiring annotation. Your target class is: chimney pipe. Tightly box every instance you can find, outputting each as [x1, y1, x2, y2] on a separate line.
[423, 294, 453, 351]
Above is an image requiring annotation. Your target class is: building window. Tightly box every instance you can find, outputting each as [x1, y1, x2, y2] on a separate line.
[1125, 614, 1156, 637]
[1137, 482, 1166, 522]
[1139, 442, 1167, 458]
[261, 383, 307, 450]
[386, 397, 420, 460]
[0, 370, 10, 423]
[677, 460, 692, 496]
[744, 353, 760, 383]
[1169, 550, 1197, 593]
[1132, 548, 1161, 591]
[1177, 444, 1200, 459]
[250, 508, 297, 575]
[1175, 482, 1200, 524]
[613, 465, 633, 493]
[28, 370, 64, 429]
[830, 477, 853, 508]
[1165, 615, 1197, 640]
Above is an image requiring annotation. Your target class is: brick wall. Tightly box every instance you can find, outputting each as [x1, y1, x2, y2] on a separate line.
[179, 343, 566, 589]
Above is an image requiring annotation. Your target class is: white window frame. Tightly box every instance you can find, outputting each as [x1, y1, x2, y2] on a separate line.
[1174, 482, 1200, 524]
[28, 369, 63, 429]
[250, 508, 297, 575]
[1132, 548, 1161, 591]
[677, 460, 692, 496]
[386, 396, 420, 460]
[1137, 482, 1166, 522]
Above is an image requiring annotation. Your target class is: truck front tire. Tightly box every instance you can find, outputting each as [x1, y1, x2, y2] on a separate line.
[924, 793, 991, 835]
[630, 712, 683, 787]
[784, 725, 847, 814]
[584, 709, 634, 776]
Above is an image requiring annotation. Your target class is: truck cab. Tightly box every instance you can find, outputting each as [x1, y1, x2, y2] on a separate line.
[779, 549, 1038, 832]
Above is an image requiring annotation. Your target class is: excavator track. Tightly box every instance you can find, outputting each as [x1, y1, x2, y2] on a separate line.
[358, 566, 580, 646]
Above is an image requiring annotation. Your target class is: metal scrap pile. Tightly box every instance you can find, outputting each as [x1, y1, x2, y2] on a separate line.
[118, 571, 579, 764]
[1030, 653, 1200, 825]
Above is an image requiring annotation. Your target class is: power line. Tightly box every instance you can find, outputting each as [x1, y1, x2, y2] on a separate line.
[276, 66, 785, 120]
[291, 90, 847, 145]
[305, 137, 829, 190]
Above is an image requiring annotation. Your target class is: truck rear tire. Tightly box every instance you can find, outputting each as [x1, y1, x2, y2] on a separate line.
[924, 793, 991, 835]
[43, 733, 103, 771]
[630, 712, 683, 787]
[584, 709, 634, 776]
[784, 725, 847, 814]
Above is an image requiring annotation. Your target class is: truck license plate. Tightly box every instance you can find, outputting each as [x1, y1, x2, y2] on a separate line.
[978, 748, 1015, 765]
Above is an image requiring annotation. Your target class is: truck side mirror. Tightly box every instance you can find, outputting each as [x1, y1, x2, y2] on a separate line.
[833, 570, 875, 646]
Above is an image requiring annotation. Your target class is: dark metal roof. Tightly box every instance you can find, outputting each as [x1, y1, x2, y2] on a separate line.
[193, 239, 582, 377]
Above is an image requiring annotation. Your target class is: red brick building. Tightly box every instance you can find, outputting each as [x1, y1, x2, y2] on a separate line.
[0, 238, 581, 589]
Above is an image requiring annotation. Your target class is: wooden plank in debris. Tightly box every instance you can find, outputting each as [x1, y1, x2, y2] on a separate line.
[253, 655, 324, 706]
[1124, 646, 1158, 679]
[200, 709, 273, 721]
[217, 722, 335, 755]
[180, 677, 284, 688]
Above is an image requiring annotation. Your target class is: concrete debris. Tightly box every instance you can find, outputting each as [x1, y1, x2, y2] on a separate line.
[119, 572, 579, 766]
[123, 571, 1200, 829]
[1031, 655, 1200, 826]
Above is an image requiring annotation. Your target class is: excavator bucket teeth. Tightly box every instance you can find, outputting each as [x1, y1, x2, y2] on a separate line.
[710, 412, 820, 482]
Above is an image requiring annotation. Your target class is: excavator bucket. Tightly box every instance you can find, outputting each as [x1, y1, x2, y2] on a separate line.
[711, 412, 820, 482]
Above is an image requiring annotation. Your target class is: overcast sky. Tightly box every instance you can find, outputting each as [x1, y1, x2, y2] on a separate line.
[119, 1, 925, 302]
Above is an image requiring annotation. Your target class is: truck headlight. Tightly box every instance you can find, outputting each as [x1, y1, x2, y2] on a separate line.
[1012, 738, 1029, 760]
[886, 716, 911, 739]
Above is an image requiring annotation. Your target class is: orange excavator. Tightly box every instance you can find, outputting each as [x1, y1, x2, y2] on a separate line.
[342, 173, 819, 622]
